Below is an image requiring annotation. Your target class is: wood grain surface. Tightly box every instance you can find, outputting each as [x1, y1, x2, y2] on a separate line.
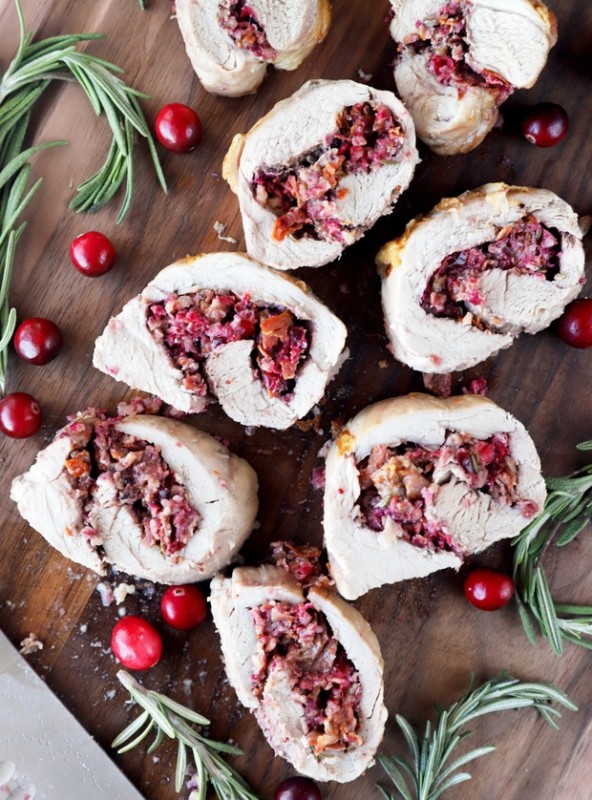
[1, 1, 591, 798]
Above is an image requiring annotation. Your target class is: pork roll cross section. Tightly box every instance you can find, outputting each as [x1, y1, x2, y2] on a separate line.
[389, 0, 557, 154]
[10, 403, 259, 583]
[251, 102, 406, 244]
[323, 394, 547, 600]
[377, 184, 586, 375]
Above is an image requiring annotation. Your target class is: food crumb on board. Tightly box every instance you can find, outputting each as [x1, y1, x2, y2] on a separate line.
[19, 633, 43, 655]
[213, 221, 238, 244]
[357, 68, 373, 81]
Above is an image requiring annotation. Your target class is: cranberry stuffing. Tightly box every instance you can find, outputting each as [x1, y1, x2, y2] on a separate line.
[111, 616, 162, 670]
[155, 103, 202, 153]
[274, 777, 323, 800]
[160, 585, 208, 631]
[14, 317, 63, 365]
[69, 231, 116, 277]
[556, 299, 592, 349]
[0, 392, 42, 438]
[464, 568, 515, 611]
[521, 102, 569, 148]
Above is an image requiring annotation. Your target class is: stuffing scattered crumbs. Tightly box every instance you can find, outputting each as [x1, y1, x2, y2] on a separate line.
[19, 633, 43, 655]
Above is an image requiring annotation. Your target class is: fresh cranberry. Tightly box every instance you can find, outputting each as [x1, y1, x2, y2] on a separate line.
[160, 585, 208, 631]
[464, 568, 515, 611]
[274, 777, 323, 800]
[0, 392, 42, 438]
[69, 231, 116, 277]
[556, 299, 592, 349]
[111, 616, 162, 670]
[155, 103, 202, 153]
[521, 102, 569, 148]
[14, 318, 63, 365]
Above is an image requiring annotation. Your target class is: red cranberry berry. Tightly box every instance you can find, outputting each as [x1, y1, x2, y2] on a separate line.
[69, 231, 116, 277]
[274, 777, 323, 800]
[0, 392, 42, 438]
[155, 103, 202, 153]
[521, 102, 569, 148]
[160, 585, 208, 631]
[556, 299, 592, 349]
[464, 568, 515, 611]
[111, 616, 163, 671]
[14, 317, 63, 365]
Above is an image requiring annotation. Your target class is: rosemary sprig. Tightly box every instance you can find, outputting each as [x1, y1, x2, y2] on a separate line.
[377, 675, 576, 800]
[512, 441, 592, 655]
[0, 0, 166, 393]
[113, 671, 263, 800]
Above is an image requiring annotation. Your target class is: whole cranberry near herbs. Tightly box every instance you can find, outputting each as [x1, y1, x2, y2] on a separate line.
[111, 616, 163, 671]
[556, 299, 592, 349]
[274, 777, 323, 800]
[69, 231, 116, 277]
[464, 568, 515, 611]
[13, 317, 63, 365]
[154, 103, 202, 153]
[521, 102, 569, 148]
[0, 392, 42, 438]
[160, 585, 207, 631]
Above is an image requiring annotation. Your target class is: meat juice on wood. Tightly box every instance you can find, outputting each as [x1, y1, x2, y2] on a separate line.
[218, 0, 276, 60]
[251, 544, 363, 756]
[400, 1, 513, 99]
[421, 216, 562, 328]
[60, 401, 200, 557]
[357, 432, 539, 554]
[251, 102, 406, 242]
[146, 290, 310, 400]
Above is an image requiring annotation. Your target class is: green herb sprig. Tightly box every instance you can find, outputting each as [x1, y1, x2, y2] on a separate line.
[513, 440, 592, 655]
[0, 0, 166, 394]
[113, 671, 263, 800]
[377, 675, 576, 800]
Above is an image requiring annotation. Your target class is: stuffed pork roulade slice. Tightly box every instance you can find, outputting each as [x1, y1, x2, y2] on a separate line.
[377, 183, 586, 374]
[223, 79, 419, 269]
[389, 0, 557, 155]
[176, 0, 331, 97]
[10, 403, 258, 583]
[210, 545, 387, 782]
[323, 393, 546, 600]
[93, 252, 347, 429]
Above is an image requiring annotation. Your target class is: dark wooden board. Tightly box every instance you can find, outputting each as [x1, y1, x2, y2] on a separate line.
[0, 1, 591, 798]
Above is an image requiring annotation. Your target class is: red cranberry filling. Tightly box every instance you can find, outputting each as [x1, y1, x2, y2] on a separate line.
[251, 600, 362, 754]
[401, 1, 513, 101]
[146, 290, 310, 401]
[218, 0, 276, 61]
[251, 102, 406, 243]
[60, 404, 200, 556]
[421, 216, 561, 325]
[357, 431, 538, 554]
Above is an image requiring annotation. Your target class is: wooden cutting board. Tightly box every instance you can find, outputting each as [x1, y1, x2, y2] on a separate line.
[0, 1, 590, 798]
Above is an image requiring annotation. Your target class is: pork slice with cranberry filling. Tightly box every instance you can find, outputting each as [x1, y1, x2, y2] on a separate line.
[223, 79, 419, 269]
[377, 183, 585, 375]
[389, 0, 557, 154]
[175, 0, 331, 97]
[11, 410, 258, 583]
[93, 252, 347, 429]
[323, 393, 546, 600]
[210, 564, 387, 782]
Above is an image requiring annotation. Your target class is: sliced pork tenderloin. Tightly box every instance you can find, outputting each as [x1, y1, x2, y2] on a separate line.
[93, 252, 347, 429]
[377, 183, 585, 375]
[389, 0, 557, 154]
[223, 79, 419, 269]
[10, 407, 258, 583]
[210, 557, 387, 781]
[323, 393, 546, 600]
[176, 0, 331, 97]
